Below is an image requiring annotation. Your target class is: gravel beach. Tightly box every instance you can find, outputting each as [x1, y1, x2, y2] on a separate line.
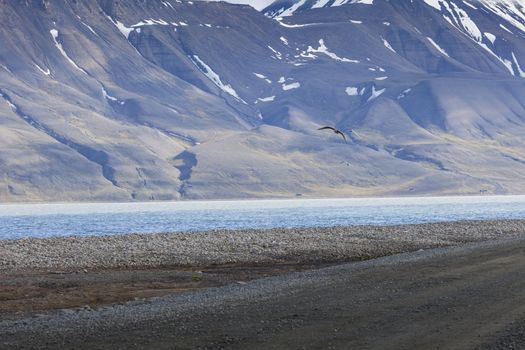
[2, 220, 525, 272]
[2, 220, 525, 349]
[1, 219, 524, 321]
[3, 237, 525, 349]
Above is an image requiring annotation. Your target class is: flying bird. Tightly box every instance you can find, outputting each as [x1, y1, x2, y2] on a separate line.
[318, 126, 347, 142]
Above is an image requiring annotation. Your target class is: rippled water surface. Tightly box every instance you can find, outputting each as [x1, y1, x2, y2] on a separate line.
[1, 196, 525, 239]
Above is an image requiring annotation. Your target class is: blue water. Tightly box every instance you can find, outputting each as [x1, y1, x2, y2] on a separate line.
[0, 196, 524, 240]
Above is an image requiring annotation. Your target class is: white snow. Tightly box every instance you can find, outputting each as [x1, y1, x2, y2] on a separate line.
[162, 1, 175, 9]
[511, 52, 525, 78]
[432, 1, 522, 77]
[275, 19, 321, 28]
[422, 0, 441, 11]
[311, 0, 331, 8]
[350, 19, 362, 24]
[282, 82, 301, 90]
[268, 46, 283, 60]
[0, 64, 12, 74]
[307, 39, 359, 63]
[299, 51, 318, 59]
[367, 86, 385, 102]
[191, 55, 245, 102]
[265, 0, 373, 12]
[35, 64, 51, 76]
[482, 1, 525, 34]
[345, 87, 360, 96]
[277, 0, 307, 17]
[107, 17, 134, 39]
[397, 88, 412, 99]
[77, 17, 99, 37]
[375, 76, 388, 80]
[254, 73, 272, 83]
[280, 36, 289, 45]
[484, 32, 496, 44]
[132, 19, 170, 27]
[381, 37, 396, 53]
[278, 76, 286, 83]
[463, 1, 478, 10]
[333, 0, 373, 6]
[427, 37, 449, 57]
[499, 24, 514, 34]
[0, 93, 18, 112]
[50, 29, 87, 75]
[500, 57, 515, 76]
[451, 2, 482, 41]
[102, 86, 119, 102]
[257, 96, 275, 102]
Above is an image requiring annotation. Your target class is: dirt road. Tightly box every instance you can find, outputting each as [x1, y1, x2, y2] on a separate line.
[2, 239, 525, 349]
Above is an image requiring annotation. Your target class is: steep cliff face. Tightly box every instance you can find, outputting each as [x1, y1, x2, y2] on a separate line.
[0, 0, 525, 201]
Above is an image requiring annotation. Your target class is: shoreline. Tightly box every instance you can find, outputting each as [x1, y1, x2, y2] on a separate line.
[2, 193, 525, 206]
[1, 220, 524, 320]
[2, 219, 525, 272]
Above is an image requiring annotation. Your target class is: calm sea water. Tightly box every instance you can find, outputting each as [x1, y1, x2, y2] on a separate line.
[0, 196, 524, 240]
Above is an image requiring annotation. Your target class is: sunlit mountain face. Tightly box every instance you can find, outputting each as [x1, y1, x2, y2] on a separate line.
[0, 0, 525, 202]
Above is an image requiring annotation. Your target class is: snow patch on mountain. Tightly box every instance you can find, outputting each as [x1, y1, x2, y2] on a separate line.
[257, 96, 276, 102]
[50, 29, 87, 74]
[345, 87, 362, 96]
[101, 86, 125, 105]
[268, 45, 283, 59]
[512, 52, 525, 77]
[282, 81, 301, 90]
[484, 32, 496, 44]
[190, 55, 245, 102]
[132, 19, 170, 27]
[500, 23, 514, 34]
[419, 0, 525, 77]
[381, 37, 396, 53]
[107, 17, 134, 39]
[482, 0, 525, 33]
[277, 0, 307, 17]
[254, 73, 272, 83]
[427, 37, 449, 56]
[312, 0, 331, 8]
[367, 86, 385, 102]
[307, 39, 359, 63]
[35, 64, 51, 76]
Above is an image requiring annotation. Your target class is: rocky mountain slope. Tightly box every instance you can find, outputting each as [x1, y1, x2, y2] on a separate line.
[0, 0, 524, 201]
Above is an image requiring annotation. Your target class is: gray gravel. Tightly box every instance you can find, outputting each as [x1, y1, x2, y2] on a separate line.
[1, 220, 524, 272]
[2, 238, 525, 350]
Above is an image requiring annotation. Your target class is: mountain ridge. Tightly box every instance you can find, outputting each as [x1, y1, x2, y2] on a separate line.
[0, 0, 525, 202]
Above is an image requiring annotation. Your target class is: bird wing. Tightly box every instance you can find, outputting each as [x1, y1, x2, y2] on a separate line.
[335, 130, 347, 142]
[318, 126, 336, 131]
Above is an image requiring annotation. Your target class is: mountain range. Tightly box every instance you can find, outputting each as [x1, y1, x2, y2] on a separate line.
[0, 0, 525, 202]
